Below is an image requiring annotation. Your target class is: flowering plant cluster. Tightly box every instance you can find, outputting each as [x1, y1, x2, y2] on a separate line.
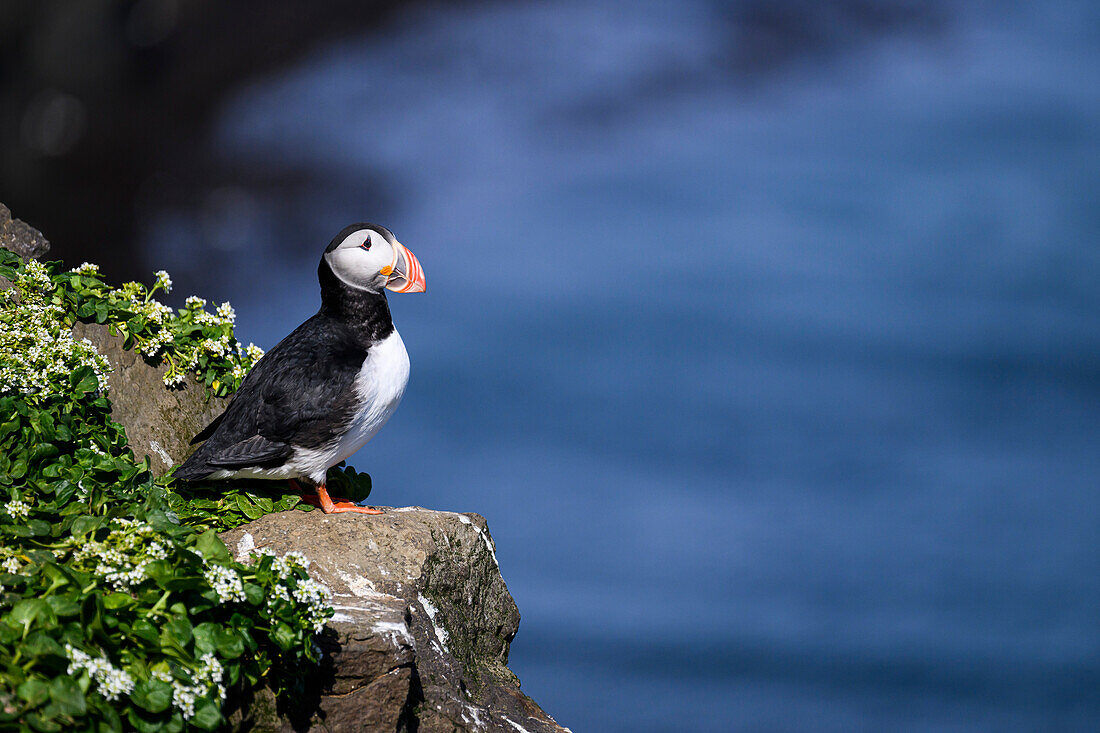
[60, 261, 263, 396]
[0, 251, 338, 731]
[0, 259, 110, 397]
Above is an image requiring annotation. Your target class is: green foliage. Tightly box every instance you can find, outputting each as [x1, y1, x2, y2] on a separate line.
[165, 481, 306, 533]
[170, 465, 370, 533]
[54, 261, 264, 396]
[0, 251, 342, 731]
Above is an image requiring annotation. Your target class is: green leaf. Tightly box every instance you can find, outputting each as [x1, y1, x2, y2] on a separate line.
[272, 622, 296, 651]
[22, 632, 65, 659]
[103, 592, 136, 610]
[192, 622, 218, 654]
[17, 678, 49, 706]
[191, 529, 230, 562]
[130, 680, 172, 713]
[215, 627, 245, 658]
[10, 599, 58, 630]
[131, 619, 160, 644]
[161, 617, 192, 648]
[189, 701, 223, 731]
[126, 708, 167, 733]
[82, 593, 107, 644]
[48, 675, 86, 716]
[242, 582, 264, 606]
[26, 519, 50, 536]
[24, 711, 63, 732]
[142, 559, 174, 588]
[45, 595, 80, 617]
[70, 366, 99, 395]
[235, 494, 261, 520]
[70, 514, 104, 538]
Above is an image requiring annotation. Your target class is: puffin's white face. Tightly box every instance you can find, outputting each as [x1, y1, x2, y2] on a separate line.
[323, 225, 426, 294]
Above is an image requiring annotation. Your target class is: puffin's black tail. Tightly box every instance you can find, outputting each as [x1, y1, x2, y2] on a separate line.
[172, 453, 212, 482]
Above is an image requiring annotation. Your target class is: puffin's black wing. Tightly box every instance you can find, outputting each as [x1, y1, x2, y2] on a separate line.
[190, 409, 227, 445]
[205, 435, 290, 469]
[176, 313, 366, 479]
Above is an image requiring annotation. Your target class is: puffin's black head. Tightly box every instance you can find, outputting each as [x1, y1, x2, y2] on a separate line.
[321, 223, 426, 295]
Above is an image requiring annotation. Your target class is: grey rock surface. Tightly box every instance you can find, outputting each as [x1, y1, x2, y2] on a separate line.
[0, 203, 49, 261]
[71, 321, 229, 475]
[222, 509, 570, 733]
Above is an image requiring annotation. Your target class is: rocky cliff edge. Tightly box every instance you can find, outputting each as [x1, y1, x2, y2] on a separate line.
[1, 205, 568, 733]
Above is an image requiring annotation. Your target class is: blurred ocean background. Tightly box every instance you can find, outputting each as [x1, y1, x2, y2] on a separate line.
[8, 0, 1100, 729]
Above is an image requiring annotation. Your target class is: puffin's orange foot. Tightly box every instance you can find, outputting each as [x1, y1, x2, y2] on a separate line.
[292, 480, 384, 515]
[299, 494, 385, 514]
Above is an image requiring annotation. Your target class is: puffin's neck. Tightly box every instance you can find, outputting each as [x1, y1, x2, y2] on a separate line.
[317, 259, 395, 343]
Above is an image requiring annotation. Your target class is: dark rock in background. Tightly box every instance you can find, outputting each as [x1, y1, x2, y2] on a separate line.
[0, 202, 49, 261]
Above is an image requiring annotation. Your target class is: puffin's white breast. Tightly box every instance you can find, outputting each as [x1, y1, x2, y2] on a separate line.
[332, 328, 410, 464]
[223, 329, 410, 485]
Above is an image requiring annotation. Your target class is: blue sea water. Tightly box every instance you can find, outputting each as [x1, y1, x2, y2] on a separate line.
[145, 1, 1100, 729]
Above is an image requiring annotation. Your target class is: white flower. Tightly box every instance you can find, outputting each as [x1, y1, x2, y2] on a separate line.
[168, 653, 226, 719]
[5, 500, 29, 519]
[283, 551, 310, 570]
[21, 260, 54, 292]
[267, 583, 291, 607]
[96, 666, 135, 701]
[153, 270, 173, 293]
[245, 343, 265, 361]
[70, 520, 166, 590]
[0, 289, 111, 397]
[148, 541, 169, 560]
[216, 301, 236, 324]
[70, 262, 100, 275]
[146, 301, 173, 325]
[172, 681, 197, 719]
[1, 557, 20, 574]
[204, 564, 245, 603]
[65, 644, 135, 702]
[292, 578, 333, 632]
[185, 296, 207, 310]
[198, 335, 232, 357]
[194, 310, 218, 326]
[140, 328, 173, 357]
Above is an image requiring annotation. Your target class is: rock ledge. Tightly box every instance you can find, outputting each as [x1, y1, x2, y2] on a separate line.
[221, 509, 568, 733]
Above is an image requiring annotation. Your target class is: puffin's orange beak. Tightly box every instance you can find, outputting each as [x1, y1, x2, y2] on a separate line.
[384, 241, 426, 293]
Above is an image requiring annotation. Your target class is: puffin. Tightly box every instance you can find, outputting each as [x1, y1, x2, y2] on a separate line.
[174, 224, 426, 514]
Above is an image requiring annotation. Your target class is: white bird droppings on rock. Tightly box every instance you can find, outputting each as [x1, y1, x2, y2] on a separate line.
[418, 593, 449, 652]
[234, 532, 255, 562]
[456, 513, 499, 568]
[336, 569, 378, 597]
[372, 619, 414, 647]
[501, 714, 534, 733]
[148, 440, 173, 466]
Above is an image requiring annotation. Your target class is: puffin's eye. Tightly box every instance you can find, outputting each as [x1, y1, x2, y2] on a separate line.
[359, 234, 371, 250]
